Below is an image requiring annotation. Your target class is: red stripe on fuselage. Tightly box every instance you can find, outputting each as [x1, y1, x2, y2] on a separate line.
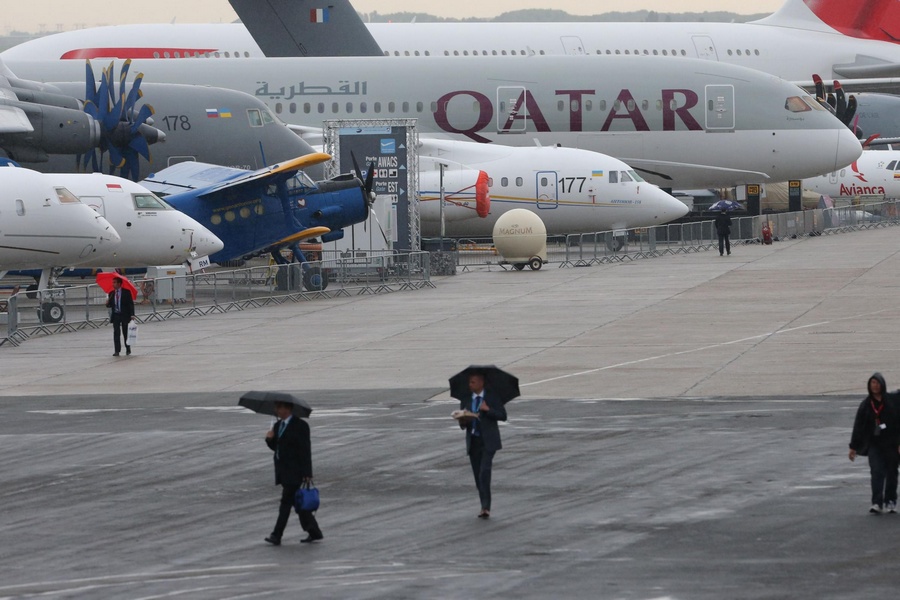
[60, 47, 219, 60]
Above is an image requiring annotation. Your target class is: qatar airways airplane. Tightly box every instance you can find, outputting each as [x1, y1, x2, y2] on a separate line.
[4, 52, 862, 192]
[5, 0, 900, 90]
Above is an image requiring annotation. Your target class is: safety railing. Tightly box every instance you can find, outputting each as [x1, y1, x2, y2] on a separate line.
[1, 251, 432, 347]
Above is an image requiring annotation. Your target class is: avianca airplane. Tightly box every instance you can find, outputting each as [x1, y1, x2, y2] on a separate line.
[805, 150, 900, 199]
[5, 0, 900, 89]
[5, 54, 862, 191]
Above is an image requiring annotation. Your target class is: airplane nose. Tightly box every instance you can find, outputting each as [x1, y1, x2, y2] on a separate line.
[652, 187, 690, 222]
[834, 127, 863, 171]
[195, 230, 225, 256]
[98, 216, 121, 244]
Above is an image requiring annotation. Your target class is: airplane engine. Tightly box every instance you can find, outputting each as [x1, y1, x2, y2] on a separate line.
[0, 102, 101, 161]
[419, 168, 490, 222]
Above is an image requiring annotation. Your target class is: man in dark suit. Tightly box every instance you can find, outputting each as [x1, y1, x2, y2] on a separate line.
[264, 401, 323, 545]
[460, 372, 507, 519]
[105, 277, 135, 356]
[715, 208, 732, 256]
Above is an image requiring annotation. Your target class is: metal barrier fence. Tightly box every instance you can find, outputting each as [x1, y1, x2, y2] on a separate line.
[434, 200, 900, 269]
[1, 251, 432, 347]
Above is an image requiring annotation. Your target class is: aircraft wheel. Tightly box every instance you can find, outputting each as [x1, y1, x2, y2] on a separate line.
[529, 257, 543, 271]
[40, 302, 64, 323]
[303, 266, 328, 291]
[512, 263, 526, 271]
[606, 236, 625, 252]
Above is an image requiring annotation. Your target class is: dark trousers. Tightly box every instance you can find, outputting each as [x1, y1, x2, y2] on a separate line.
[111, 314, 129, 353]
[271, 483, 321, 540]
[468, 435, 496, 511]
[868, 444, 899, 506]
[718, 234, 731, 256]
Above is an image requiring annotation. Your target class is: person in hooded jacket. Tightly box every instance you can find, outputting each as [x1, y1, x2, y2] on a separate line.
[849, 373, 900, 513]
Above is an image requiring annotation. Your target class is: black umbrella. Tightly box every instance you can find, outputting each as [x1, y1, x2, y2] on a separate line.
[449, 365, 520, 405]
[239, 391, 312, 418]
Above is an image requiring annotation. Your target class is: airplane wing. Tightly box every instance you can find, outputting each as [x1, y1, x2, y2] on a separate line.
[0, 104, 34, 133]
[623, 158, 770, 189]
[145, 153, 332, 197]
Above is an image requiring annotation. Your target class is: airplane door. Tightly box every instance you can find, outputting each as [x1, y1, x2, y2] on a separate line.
[828, 170, 839, 185]
[497, 86, 528, 134]
[560, 36, 586, 55]
[536, 171, 559, 209]
[81, 195, 106, 217]
[691, 35, 718, 60]
[705, 85, 735, 130]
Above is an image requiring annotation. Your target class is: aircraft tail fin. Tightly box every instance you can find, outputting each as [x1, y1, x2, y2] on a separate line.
[755, 0, 900, 42]
[228, 0, 384, 57]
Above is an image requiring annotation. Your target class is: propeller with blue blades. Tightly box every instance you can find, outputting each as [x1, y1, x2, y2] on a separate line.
[78, 59, 165, 181]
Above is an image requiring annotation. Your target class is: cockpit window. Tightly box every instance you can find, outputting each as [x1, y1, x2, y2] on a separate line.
[785, 96, 812, 113]
[261, 108, 275, 124]
[619, 171, 634, 182]
[609, 171, 618, 184]
[55, 187, 80, 204]
[802, 96, 827, 111]
[889, 160, 898, 170]
[248, 108, 264, 127]
[287, 171, 317, 192]
[133, 193, 171, 210]
[627, 169, 645, 182]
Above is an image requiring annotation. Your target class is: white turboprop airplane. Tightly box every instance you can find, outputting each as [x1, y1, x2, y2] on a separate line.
[5, 54, 862, 191]
[416, 139, 688, 237]
[804, 150, 900, 199]
[0, 166, 120, 271]
[7, 0, 900, 89]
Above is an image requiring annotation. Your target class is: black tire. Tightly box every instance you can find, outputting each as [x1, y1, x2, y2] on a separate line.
[274, 264, 302, 291]
[529, 257, 543, 271]
[606, 236, 625, 252]
[40, 301, 64, 323]
[303, 266, 328, 291]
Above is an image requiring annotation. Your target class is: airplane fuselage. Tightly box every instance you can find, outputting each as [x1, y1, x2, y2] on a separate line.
[5, 55, 862, 190]
[805, 150, 900, 199]
[417, 140, 688, 237]
[0, 167, 120, 270]
[49, 173, 224, 267]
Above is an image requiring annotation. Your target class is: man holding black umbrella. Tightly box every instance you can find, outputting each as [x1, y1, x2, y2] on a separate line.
[264, 401, 323, 545]
[460, 371, 508, 519]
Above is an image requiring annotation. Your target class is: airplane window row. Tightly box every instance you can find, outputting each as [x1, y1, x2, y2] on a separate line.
[385, 49, 692, 57]
[272, 97, 692, 116]
[151, 51, 252, 58]
[210, 204, 265, 225]
[726, 49, 761, 56]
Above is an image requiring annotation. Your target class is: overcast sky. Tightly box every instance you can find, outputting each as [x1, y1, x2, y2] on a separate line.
[6, 1, 785, 33]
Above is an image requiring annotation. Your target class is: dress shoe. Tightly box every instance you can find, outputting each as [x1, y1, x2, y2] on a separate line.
[126, 346, 131, 356]
[264, 535, 281, 546]
[478, 511, 490, 519]
[300, 532, 324, 543]
[113, 352, 120, 357]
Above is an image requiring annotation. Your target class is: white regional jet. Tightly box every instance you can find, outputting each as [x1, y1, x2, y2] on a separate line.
[804, 151, 900, 200]
[5, 54, 862, 191]
[49, 174, 224, 268]
[8, 0, 900, 90]
[0, 167, 120, 272]
[417, 140, 688, 237]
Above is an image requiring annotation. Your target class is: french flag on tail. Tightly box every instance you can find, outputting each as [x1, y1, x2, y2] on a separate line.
[310, 8, 330, 23]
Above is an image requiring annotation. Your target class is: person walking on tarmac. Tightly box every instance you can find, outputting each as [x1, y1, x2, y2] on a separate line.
[715, 208, 732, 256]
[849, 373, 900, 514]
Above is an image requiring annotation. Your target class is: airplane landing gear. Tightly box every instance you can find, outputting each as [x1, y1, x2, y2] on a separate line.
[39, 301, 64, 323]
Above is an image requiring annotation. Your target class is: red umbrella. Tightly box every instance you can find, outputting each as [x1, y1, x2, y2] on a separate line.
[95, 272, 138, 300]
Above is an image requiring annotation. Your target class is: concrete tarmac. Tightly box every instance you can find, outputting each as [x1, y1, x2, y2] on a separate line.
[2, 228, 900, 598]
